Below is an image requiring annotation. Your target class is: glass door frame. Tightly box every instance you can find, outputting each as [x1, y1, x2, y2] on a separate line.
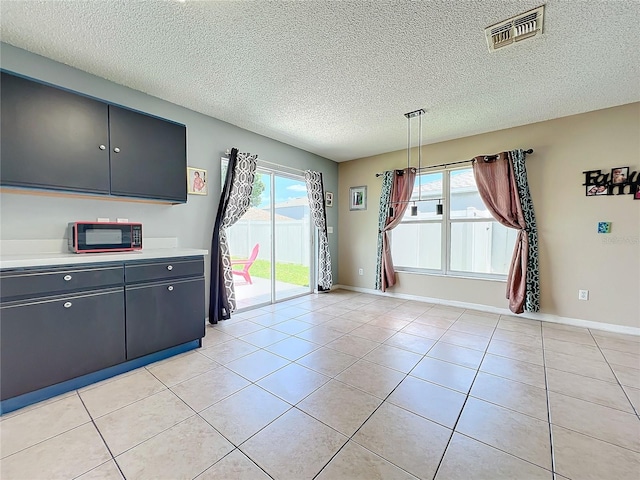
[226, 161, 314, 313]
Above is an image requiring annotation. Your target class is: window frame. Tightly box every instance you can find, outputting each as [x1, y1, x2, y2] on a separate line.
[393, 166, 510, 281]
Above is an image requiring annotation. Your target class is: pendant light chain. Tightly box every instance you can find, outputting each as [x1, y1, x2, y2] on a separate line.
[418, 111, 422, 202]
[399, 108, 426, 217]
[407, 114, 411, 171]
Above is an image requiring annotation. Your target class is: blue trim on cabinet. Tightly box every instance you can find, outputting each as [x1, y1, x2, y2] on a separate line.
[0, 339, 200, 415]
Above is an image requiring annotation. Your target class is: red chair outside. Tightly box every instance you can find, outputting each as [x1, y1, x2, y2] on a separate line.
[231, 244, 260, 284]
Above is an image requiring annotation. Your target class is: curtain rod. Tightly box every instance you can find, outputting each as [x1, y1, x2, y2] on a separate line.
[375, 148, 534, 177]
[224, 148, 306, 175]
[258, 159, 306, 175]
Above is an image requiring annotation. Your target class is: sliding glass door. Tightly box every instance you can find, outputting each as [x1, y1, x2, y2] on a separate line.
[226, 164, 313, 310]
[274, 174, 312, 301]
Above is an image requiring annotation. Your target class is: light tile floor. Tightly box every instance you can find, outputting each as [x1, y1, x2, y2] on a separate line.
[1, 289, 639, 479]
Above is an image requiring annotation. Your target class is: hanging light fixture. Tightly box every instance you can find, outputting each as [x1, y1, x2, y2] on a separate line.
[405, 108, 426, 216]
[436, 199, 443, 215]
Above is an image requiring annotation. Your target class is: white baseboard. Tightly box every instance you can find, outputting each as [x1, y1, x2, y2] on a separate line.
[333, 284, 640, 336]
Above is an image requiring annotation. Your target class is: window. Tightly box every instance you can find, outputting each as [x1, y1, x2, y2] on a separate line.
[391, 167, 517, 279]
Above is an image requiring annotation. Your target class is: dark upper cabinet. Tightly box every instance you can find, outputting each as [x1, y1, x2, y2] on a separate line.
[0, 72, 110, 193]
[0, 71, 187, 203]
[109, 106, 187, 203]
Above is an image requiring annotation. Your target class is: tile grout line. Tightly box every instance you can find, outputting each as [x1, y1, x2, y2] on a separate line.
[429, 312, 500, 480]
[311, 305, 450, 479]
[75, 391, 128, 480]
[220, 309, 639, 474]
[205, 299, 557, 478]
[540, 321, 557, 480]
[228, 317, 403, 480]
[587, 328, 639, 419]
[98, 372, 215, 464]
[190, 440, 276, 480]
[201, 307, 382, 476]
[315, 307, 496, 479]
[172, 297, 635, 478]
[159, 297, 560, 477]
[190, 377, 287, 478]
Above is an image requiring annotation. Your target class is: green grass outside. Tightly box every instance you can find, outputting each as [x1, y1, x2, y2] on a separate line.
[232, 258, 310, 287]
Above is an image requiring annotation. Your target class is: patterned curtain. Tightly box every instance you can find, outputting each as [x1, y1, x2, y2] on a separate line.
[376, 168, 416, 292]
[511, 149, 540, 312]
[375, 171, 393, 290]
[304, 171, 333, 291]
[473, 150, 538, 314]
[209, 148, 257, 323]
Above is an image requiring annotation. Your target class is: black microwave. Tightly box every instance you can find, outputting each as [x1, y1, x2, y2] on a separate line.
[68, 222, 142, 253]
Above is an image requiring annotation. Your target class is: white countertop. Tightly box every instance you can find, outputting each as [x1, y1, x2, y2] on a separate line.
[0, 248, 209, 270]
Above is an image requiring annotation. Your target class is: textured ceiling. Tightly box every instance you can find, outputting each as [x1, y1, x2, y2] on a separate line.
[1, 1, 639, 162]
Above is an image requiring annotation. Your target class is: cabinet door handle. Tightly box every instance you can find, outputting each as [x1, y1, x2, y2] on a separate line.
[99, 144, 106, 150]
[63, 275, 72, 281]
[167, 286, 174, 292]
[63, 302, 73, 308]
[113, 147, 121, 153]
[167, 265, 173, 271]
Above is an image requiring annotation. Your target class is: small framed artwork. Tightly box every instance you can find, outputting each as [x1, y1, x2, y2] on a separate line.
[187, 167, 207, 195]
[634, 184, 640, 200]
[349, 185, 367, 211]
[325, 192, 334, 207]
[597, 221, 611, 234]
[611, 167, 629, 184]
[586, 184, 608, 196]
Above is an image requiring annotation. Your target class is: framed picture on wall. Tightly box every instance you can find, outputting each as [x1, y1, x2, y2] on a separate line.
[611, 166, 629, 184]
[325, 192, 334, 207]
[586, 184, 608, 196]
[349, 186, 367, 211]
[187, 167, 207, 195]
[634, 184, 640, 200]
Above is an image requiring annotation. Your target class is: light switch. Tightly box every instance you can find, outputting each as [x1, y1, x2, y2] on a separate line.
[97, 217, 109, 223]
[327, 226, 334, 234]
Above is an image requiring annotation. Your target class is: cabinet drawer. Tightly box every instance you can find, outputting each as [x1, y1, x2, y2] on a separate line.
[125, 257, 203, 284]
[0, 288, 126, 400]
[0, 265, 124, 301]
[125, 278, 205, 360]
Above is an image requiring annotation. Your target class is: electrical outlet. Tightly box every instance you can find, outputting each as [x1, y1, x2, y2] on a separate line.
[578, 290, 589, 301]
[358, 268, 364, 276]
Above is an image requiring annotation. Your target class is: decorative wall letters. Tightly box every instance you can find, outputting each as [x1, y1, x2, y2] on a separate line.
[583, 166, 640, 200]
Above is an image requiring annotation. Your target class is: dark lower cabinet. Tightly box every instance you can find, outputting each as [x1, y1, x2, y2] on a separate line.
[0, 289, 125, 401]
[0, 256, 205, 405]
[125, 278, 205, 360]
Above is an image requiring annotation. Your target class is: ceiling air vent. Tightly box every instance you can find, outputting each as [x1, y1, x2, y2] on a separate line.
[485, 5, 545, 52]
